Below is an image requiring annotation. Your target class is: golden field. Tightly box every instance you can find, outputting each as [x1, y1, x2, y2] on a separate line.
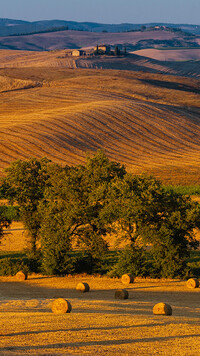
[0, 274, 200, 355]
[0, 54, 200, 184]
[1, 221, 26, 251]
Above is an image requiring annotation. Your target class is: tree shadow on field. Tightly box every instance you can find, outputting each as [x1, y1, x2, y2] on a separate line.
[1, 333, 200, 353]
[2, 321, 173, 337]
[138, 78, 200, 94]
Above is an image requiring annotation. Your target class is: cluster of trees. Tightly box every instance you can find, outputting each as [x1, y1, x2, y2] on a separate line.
[1, 151, 200, 278]
[9, 26, 69, 37]
[95, 45, 126, 56]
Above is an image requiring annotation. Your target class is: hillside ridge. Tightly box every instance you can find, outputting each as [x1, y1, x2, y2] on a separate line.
[0, 18, 200, 35]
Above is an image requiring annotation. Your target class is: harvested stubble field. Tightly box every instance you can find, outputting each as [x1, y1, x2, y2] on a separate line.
[0, 221, 26, 251]
[132, 48, 200, 62]
[0, 274, 200, 355]
[0, 63, 200, 184]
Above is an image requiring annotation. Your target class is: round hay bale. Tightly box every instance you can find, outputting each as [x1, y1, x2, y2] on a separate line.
[186, 278, 199, 289]
[51, 298, 72, 314]
[153, 303, 172, 316]
[115, 289, 129, 300]
[76, 282, 90, 293]
[121, 274, 134, 284]
[15, 271, 28, 281]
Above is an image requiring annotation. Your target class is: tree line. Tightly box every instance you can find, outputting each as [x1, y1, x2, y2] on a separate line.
[1, 151, 200, 278]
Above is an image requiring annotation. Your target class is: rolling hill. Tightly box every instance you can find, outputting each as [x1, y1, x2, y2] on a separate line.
[0, 29, 199, 52]
[0, 66, 200, 185]
[0, 49, 199, 79]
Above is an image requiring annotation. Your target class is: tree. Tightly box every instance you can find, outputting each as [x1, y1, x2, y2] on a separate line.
[0, 208, 11, 242]
[39, 150, 126, 273]
[114, 46, 120, 56]
[3, 152, 200, 277]
[141, 25, 146, 32]
[3, 158, 51, 253]
[95, 44, 99, 55]
[107, 174, 200, 277]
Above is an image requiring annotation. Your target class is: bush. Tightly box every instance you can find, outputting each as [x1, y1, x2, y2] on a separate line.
[74, 252, 105, 274]
[41, 250, 76, 275]
[25, 250, 42, 273]
[0, 205, 20, 221]
[108, 244, 151, 278]
[150, 244, 191, 279]
[0, 257, 28, 276]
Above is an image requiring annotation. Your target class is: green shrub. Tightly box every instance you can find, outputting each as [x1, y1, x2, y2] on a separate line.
[0, 257, 28, 276]
[108, 244, 151, 278]
[150, 244, 191, 279]
[74, 252, 109, 275]
[0, 205, 20, 221]
[24, 250, 42, 273]
[164, 184, 200, 196]
[41, 250, 76, 275]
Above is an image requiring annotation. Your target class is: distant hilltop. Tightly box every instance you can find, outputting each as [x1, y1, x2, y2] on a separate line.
[0, 18, 200, 37]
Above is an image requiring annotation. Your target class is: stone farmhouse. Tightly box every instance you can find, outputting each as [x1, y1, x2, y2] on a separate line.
[94, 45, 111, 54]
[72, 49, 86, 57]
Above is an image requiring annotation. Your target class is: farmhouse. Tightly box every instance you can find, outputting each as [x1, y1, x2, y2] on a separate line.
[72, 49, 85, 57]
[94, 44, 111, 54]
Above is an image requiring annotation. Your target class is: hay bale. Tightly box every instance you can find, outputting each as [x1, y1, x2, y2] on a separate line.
[153, 303, 172, 316]
[121, 273, 134, 284]
[186, 278, 199, 289]
[115, 289, 129, 300]
[15, 271, 27, 281]
[76, 282, 90, 293]
[51, 298, 72, 314]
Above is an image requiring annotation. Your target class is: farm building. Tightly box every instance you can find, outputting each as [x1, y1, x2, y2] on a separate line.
[94, 45, 111, 54]
[72, 50, 85, 57]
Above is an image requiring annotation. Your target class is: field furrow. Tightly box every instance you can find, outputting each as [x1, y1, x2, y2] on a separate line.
[0, 68, 199, 183]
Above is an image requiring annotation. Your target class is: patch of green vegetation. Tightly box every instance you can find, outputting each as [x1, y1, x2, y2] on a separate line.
[186, 250, 200, 277]
[1, 248, 199, 278]
[0, 251, 26, 259]
[164, 185, 200, 196]
[0, 205, 20, 221]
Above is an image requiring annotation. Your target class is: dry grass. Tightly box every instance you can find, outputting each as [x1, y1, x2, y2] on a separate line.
[1, 222, 26, 251]
[0, 65, 200, 184]
[0, 274, 200, 355]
